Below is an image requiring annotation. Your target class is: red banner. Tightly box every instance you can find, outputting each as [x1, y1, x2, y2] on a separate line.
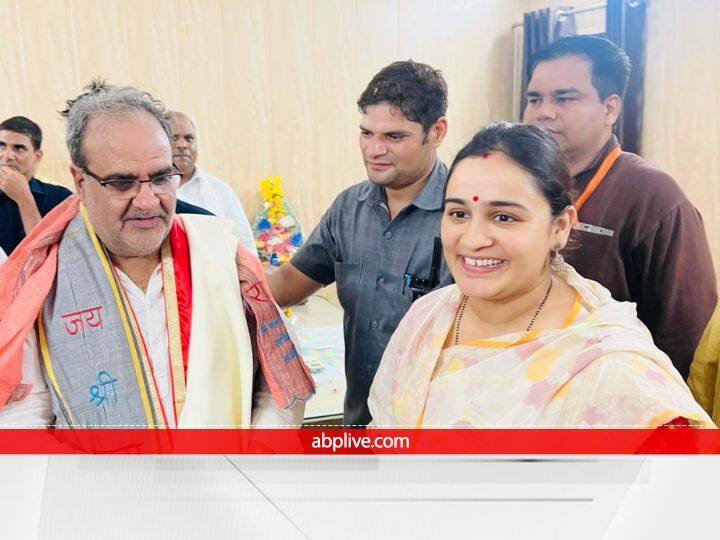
[0, 428, 719, 454]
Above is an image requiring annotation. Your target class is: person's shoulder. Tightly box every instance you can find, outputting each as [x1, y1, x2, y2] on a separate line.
[199, 168, 239, 196]
[32, 177, 72, 196]
[30, 177, 72, 211]
[580, 341, 698, 407]
[614, 152, 687, 202]
[312, 181, 377, 228]
[329, 180, 375, 208]
[176, 198, 214, 216]
[617, 152, 674, 179]
[435, 159, 450, 180]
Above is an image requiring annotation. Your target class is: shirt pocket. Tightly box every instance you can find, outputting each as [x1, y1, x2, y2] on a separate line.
[334, 262, 362, 314]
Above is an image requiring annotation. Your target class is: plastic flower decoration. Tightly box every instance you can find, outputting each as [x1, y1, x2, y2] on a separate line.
[253, 176, 304, 266]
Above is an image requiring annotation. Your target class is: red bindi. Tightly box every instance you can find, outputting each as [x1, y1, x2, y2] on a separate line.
[472, 196, 479, 202]
[481, 153, 489, 159]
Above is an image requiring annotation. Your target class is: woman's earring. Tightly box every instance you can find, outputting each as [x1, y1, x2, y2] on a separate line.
[550, 243, 565, 273]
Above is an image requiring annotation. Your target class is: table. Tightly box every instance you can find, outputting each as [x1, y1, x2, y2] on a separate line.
[289, 295, 346, 423]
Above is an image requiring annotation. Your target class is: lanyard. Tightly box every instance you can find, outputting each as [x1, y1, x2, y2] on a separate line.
[574, 145, 622, 211]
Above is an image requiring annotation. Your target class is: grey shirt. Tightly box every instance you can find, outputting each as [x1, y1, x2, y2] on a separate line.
[291, 159, 452, 426]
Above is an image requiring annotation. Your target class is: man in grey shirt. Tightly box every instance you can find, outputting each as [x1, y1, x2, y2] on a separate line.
[268, 60, 451, 426]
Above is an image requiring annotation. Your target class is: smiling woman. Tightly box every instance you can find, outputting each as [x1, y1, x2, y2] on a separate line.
[367, 122, 714, 429]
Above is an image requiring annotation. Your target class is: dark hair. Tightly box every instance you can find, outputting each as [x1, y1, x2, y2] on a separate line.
[0, 116, 42, 150]
[528, 35, 631, 100]
[357, 60, 448, 133]
[448, 122, 573, 218]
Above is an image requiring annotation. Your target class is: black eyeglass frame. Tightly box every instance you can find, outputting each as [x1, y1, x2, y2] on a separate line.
[81, 163, 183, 190]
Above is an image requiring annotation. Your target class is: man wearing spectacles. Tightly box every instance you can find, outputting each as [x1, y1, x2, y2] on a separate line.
[0, 116, 72, 256]
[0, 81, 314, 429]
[80, 163, 183, 197]
[0, 115, 217, 259]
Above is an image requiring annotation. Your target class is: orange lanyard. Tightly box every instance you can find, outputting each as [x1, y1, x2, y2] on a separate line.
[574, 145, 622, 211]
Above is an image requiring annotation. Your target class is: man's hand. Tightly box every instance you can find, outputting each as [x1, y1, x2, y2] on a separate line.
[0, 165, 32, 204]
[0, 165, 42, 235]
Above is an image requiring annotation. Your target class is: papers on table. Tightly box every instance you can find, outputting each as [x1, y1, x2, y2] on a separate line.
[295, 324, 345, 385]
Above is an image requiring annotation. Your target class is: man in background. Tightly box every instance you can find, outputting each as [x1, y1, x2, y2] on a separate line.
[268, 60, 452, 426]
[524, 35, 716, 378]
[171, 111, 257, 255]
[0, 116, 72, 255]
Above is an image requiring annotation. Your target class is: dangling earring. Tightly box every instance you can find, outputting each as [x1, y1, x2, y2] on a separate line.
[550, 243, 565, 273]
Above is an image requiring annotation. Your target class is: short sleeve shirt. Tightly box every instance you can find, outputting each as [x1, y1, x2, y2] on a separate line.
[291, 159, 452, 426]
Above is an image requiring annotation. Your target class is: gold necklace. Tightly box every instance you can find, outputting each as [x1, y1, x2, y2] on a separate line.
[453, 278, 554, 346]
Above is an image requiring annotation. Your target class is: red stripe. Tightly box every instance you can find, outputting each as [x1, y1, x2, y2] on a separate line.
[169, 218, 192, 379]
[0, 428, 718, 454]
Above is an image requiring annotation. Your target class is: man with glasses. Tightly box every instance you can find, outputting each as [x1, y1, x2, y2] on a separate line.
[0, 81, 314, 428]
[0, 115, 215, 259]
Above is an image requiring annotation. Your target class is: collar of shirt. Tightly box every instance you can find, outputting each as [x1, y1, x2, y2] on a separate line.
[29, 177, 47, 195]
[1, 176, 41, 201]
[574, 135, 620, 189]
[357, 158, 447, 211]
[115, 264, 164, 302]
[183, 165, 207, 188]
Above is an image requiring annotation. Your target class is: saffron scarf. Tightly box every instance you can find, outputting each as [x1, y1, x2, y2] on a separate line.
[0, 196, 315, 425]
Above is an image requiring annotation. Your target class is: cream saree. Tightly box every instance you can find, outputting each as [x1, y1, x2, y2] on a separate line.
[368, 263, 714, 428]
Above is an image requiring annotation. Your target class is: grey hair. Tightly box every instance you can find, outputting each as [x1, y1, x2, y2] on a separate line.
[60, 79, 173, 167]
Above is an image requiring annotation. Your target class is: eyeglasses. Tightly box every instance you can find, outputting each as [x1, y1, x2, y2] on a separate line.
[82, 164, 182, 200]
